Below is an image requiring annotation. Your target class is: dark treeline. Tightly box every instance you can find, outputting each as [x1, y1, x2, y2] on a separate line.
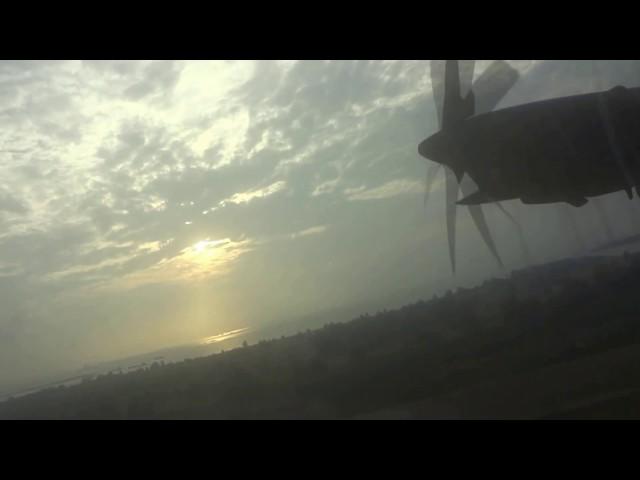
[3, 252, 640, 419]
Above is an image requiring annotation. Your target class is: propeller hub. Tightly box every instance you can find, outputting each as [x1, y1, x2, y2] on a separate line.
[418, 132, 442, 160]
[419, 130, 465, 182]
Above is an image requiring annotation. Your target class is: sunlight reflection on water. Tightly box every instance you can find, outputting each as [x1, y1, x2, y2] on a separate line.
[200, 327, 250, 345]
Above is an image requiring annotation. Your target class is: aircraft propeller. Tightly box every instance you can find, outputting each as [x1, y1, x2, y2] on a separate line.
[422, 60, 521, 273]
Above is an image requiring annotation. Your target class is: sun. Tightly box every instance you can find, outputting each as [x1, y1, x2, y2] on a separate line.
[192, 240, 211, 253]
[187, 239, 230, 259]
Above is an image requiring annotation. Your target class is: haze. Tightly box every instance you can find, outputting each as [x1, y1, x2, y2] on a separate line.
[1, 60, 640, 392]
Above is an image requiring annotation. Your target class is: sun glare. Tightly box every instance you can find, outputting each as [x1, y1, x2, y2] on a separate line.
[190, 239, 227, 255]
[192, 240, 210, 253]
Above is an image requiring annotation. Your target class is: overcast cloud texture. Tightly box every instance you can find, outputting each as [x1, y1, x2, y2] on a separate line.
[1, 60, 640, 390]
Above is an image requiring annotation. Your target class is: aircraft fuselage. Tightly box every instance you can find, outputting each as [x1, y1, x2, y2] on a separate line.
[420, 86, 640, 206]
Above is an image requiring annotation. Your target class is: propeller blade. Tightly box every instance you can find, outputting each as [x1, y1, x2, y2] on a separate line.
[443, 60, 463, 128]
[495, 202, 532, 264]
[460, 176, 503, 269]
[458, 60, 476, 99]
[472, 60, 520, 115]
[467, 204, 504, 269]
[430, 60, 446, 128]
[458, 189, 492, 205]
[428, 60, 512, 274]
[424, 163, 442, 208]
[435, 60, 480, 273]
[445, 167, 460, 273]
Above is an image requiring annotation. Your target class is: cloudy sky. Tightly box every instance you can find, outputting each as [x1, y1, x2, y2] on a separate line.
[1, 60, 640, 390]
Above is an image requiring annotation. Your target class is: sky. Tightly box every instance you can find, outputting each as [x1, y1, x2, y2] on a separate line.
[1, 60, 640, 390]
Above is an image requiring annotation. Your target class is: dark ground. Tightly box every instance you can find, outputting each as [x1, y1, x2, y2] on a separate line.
[2, 252, 640, 420]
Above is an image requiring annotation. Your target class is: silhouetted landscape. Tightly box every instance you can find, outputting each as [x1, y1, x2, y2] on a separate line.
[2, 252, 640, 419]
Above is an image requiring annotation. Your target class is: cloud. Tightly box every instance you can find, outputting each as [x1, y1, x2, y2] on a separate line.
[110, 237, 254, 290]
[123, 61, 183, 102]
[345, 179, 424, 201]
[0, 189, 28, 214]
[214, 181, 287, 210]
[290, 225, 328, 239]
